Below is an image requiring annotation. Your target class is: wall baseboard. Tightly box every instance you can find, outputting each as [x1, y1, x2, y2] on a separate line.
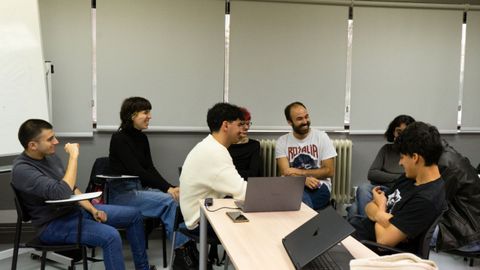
[0, 223, 36, 244]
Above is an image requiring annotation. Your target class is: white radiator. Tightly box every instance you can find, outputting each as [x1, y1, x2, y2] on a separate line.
[331, 139, 353, 204]
[260, 139, 278, 177]
[259, 139, 353, 204]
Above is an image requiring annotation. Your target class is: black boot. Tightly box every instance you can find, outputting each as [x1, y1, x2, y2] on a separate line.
[173, 241, 214, 270]
[172, 245, 197, 270]
[186, 241, 199, 265]
[185, 241, 213, 270]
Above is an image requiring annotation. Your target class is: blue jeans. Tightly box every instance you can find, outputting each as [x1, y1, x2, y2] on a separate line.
[108, 179, 190, 249]
[348, 183, 388, 219]
[302, 184, 330, 210]
[40, 204, 149, 270]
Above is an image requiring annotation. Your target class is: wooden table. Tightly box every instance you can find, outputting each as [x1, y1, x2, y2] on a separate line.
[199, 199, 378, 270]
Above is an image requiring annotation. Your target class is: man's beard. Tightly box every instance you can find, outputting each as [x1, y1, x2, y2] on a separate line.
[293, 121, 310, 135]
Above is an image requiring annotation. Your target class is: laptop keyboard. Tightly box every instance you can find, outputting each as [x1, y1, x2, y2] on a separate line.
[304, 252, 342, 270]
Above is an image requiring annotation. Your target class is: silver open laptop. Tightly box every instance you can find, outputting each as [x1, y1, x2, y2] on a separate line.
[234, 176, 305, 212]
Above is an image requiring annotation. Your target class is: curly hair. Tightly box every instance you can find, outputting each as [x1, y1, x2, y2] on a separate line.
[396, 122, 443, 166]
[384, 115, 416, 142]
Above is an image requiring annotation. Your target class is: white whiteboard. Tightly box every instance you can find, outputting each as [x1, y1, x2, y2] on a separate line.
[229, 1, 348, 131]
[38, 0, 92, 136]
[0, 0, 49, 156]
[96, 0, 224, 130]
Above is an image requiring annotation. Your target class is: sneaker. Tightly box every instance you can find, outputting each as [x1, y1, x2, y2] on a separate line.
[172, 246, 197, 270]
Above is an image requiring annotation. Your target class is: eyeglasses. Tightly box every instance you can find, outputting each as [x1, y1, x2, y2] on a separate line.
[241, 121, 253, 127]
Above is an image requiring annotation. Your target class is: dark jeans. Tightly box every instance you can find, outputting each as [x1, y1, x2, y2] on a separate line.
[349, 215, 376, 242]
[302, 184, 330, 210]
[40, 204, 149, 270]
[108, 178, 190, 248]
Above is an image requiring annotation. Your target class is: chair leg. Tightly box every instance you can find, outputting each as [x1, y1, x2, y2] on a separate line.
[11, 221, 22, 270]
[40, 250, 47, 270]
[144, 218, 156, 250]
[469, 258, 474, 267]
[209, 245, 219, 266]
[11, 243, 19, 270]
[224, 254, 230, 270]
[220, 250, 226, 264]
[162, 225, 167, 268]
[169, 231, 177, 269]
[82, 246, 88, 270]
[70, 257, 76, 270]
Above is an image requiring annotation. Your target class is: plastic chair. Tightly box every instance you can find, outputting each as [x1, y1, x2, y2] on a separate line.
[10, 183, 89, 270]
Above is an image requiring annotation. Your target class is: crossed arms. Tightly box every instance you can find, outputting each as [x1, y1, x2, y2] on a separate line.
[276, 157, 335, 189]
[365, 186, 407, 247]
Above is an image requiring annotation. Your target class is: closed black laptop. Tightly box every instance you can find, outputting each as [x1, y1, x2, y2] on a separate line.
[282, 206, 355, 270]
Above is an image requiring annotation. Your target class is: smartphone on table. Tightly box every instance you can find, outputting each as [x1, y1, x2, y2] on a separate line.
[226, 211, 249, 223]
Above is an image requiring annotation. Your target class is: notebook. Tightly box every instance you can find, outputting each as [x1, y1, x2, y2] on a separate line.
[234, 176, 305, 212]
[283, 206, 356, 270]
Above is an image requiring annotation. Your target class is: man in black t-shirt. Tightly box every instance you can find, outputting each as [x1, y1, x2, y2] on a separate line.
[351, 122, 446, 254]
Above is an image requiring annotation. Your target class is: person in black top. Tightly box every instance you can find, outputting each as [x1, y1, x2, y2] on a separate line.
[109, 114, 175, 196]
[228, 107, 261, 180]
[351, 122, 446, 254]
[108, 97, 196, 270]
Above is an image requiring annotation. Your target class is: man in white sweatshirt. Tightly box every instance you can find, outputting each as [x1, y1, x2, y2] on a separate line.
[180, 102, 248, 230]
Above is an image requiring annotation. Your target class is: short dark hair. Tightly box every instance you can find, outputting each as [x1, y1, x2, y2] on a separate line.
[384, 115, 416, 142]
[284, 101, 306, 122]
[119, 97, 152, 130]
[207, 103, 244, 133]
[18, 119, 53, 149]
[396, 121, 443, 166]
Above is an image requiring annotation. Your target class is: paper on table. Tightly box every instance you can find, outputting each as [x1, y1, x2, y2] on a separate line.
[45, 191, 102, 204]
